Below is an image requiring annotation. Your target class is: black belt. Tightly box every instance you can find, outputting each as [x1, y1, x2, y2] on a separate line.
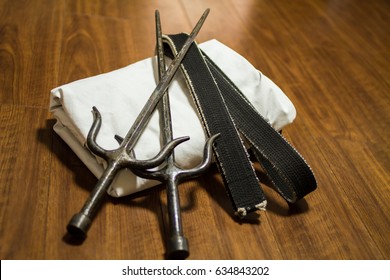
[163, 34, 317, 217]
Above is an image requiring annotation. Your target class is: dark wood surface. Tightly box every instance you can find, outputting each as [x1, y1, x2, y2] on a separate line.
[0, 0, 389, 260]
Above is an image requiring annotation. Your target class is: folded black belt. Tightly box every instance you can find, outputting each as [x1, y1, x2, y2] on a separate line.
[163, 34, 317, 217]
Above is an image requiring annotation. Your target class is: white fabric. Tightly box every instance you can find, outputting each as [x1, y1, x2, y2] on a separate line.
[49, 39, 296, 197]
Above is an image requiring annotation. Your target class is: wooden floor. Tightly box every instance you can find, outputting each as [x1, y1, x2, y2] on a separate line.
[0, 0, 389, 260]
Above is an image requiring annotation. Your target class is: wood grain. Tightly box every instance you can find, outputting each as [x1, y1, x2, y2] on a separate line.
[0, 0, 389, 260]
[0, 106, 52, 259]
[0, 0, 63, 107]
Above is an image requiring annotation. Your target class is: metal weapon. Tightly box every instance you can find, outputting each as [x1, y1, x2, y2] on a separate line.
[116, 10, 218, 259]
[66, 9, 211, 239]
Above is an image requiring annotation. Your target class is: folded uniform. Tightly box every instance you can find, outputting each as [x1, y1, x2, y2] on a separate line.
[49, 39, 296, 197]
